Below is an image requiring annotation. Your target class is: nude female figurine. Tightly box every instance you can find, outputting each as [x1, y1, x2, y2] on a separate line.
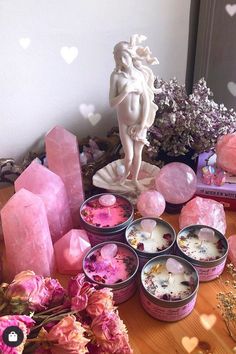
[109, 35, 159, 191]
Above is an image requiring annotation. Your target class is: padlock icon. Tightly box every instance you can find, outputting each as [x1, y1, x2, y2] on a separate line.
[8, 331, 18, 342]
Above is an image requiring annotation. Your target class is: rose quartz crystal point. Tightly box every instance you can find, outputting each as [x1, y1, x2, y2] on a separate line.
[1, 188, 55, 278]
[54, 229, 91, 275]
[216, 133, 236, 174]
[155, 162, 197, 204]
[45, 126, 84, 227]
[228, 235, 236, 266]
[15, 161, 73, 243]
[179, 196, 226, 234]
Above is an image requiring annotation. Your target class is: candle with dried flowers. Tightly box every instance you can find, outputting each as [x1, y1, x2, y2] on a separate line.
[83, 242, 139, 304]
[79, 193, 133, 246]
[126, 217, 175, 268]
[140, 255, 199, 321]
[176, 225, 228, 282]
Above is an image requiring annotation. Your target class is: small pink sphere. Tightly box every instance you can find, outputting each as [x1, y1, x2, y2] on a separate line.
[137, 190, 166, 217]
[155, 162, 197, 204]
[99, 194, 116, 207]
[216, 133, 236, 174]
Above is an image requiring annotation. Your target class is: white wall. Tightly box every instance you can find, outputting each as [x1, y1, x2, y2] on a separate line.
[0, 0, 190, 161]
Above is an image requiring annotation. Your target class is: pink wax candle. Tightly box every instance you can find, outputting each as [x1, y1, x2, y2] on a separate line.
[176, 225, 228, 282]
[80, 193, 133, 246]
[83, 241, 139, 304]
[140, 255, 199, 321]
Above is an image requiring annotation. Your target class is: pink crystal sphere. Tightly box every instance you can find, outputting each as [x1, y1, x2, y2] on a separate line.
[216, 133, 236, 174]
[141, 219, 157, 233]
[179, 196, 226, 234]
[101, 244, 118, 260]
[155, 162, 197, 204]
[137, 190, 166, 217]
[99, 194, 116, 207]
[166, 258, 184, 274]
[228, 235, 236, 266]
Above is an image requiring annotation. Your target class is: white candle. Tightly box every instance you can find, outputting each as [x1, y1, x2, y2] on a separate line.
[142, 259, 195, 301]
[127, 220, 173, 253]
[177, 228, 225, 261]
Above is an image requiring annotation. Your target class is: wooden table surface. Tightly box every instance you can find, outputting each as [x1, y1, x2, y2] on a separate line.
[0, 186, 236, 354]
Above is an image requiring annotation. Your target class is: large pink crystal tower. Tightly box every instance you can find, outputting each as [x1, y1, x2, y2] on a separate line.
[45, 126, 84, 227]
[54, 229, 91, 275]
[15, 161, 73, 243]
[1, 188, 55, 278]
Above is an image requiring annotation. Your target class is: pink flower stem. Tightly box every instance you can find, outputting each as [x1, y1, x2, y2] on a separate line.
[31, 311, 78, 332]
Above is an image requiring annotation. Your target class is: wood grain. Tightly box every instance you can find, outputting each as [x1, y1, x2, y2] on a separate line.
[0, 186, 236, 354]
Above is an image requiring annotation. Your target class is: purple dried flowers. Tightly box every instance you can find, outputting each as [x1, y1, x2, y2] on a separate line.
[147, 78, 236, 158]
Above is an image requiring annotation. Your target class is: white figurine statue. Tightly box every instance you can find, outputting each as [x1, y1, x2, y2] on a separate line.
[109, 34, 159, 190]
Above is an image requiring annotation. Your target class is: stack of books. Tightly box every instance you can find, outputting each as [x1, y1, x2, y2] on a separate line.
[195, 152, 236, 210]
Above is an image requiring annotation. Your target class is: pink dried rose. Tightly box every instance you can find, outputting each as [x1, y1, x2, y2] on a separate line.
[0, 315, 35, 354]
[86, 288, 115, 318]
[37, 315, 89, 354]
[68, 273, 95, 312]
[91, 311, 133, 354]
[5, 270, 65, 313]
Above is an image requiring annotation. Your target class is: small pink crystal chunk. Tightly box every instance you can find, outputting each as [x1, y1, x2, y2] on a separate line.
[15, 161, 73, 243]
[141, 219, 157, 233]
[54, 229, 91, 275]
[166, 258, 184, 274]
[155, 162, 197, 204]
[179, 196, 226, 234]
[1, 188, 55, 278]
[228, 235, 236, 266]
[45, 126, 84, 228]
[101, 244, 118, 260]
[216, 133, 236, 174]
[99, 194, 116, 207]
[198, 228, 216, 242]
[137, 190, 166, 217]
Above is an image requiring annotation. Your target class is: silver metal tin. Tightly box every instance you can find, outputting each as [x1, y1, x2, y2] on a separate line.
[83, 241, 139, 304]
[176, 224, 228, 282]
[125, 217, 176, 269]
[140, 255, 199, 321]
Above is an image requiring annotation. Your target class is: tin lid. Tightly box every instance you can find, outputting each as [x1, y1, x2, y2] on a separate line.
[176, 224, 228, 267]
[82, 241, 139, 288]
[141, 254, 199, 306]
[125, 217, 176, 255]
[79, 193, 134, 234]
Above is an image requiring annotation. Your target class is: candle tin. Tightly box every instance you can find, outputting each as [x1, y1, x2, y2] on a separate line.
[79, 193, 134, 246]
[140, 255, 199, 321]
[176, 224, 228, 282]
[125, 217, 176, 269]
[83, 241, 139, 304]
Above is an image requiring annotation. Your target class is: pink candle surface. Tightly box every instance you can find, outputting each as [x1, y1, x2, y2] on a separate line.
[84, 243, 138, 285]
[80, 195, 133, 228]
